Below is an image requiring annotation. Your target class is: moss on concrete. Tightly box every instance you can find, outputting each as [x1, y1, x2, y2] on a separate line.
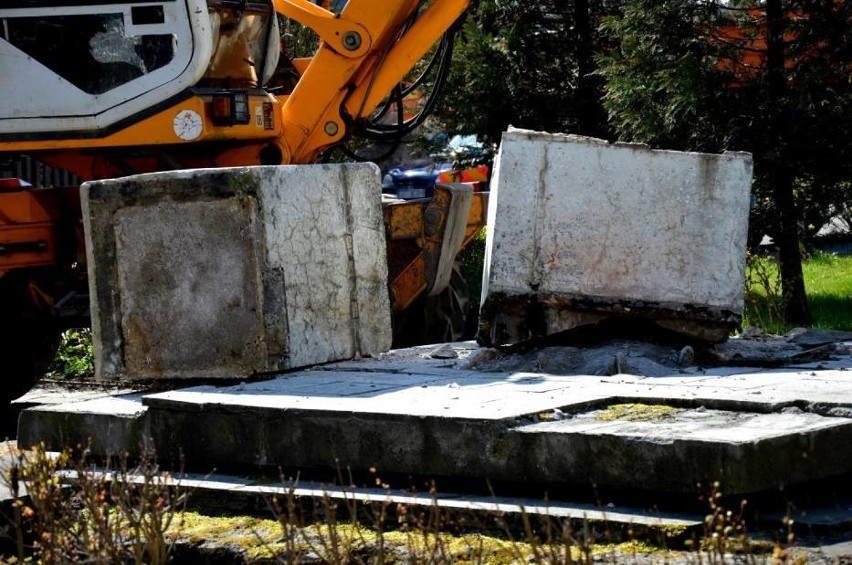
[168, 511, 664, 564]
[596, 403, 682, 422]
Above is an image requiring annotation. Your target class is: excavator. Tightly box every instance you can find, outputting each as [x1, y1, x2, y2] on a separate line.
[0, 0, 488, 405]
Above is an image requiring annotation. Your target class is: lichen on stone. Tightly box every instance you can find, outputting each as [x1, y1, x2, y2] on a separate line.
[596, 403, 682, 422]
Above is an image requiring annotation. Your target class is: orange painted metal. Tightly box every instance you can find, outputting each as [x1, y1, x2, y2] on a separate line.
[0, 0, 481, 317]
[0, 186, 81, 277]
[383, 191, 487, 312]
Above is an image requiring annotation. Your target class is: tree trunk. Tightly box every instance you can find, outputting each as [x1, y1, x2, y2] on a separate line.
[573, 0, 597, 136]
[765, 0, 811, 325]
[552, 0, 606, 137]
[772, 164, 812, 325]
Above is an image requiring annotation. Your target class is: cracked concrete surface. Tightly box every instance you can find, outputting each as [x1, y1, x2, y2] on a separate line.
[17, 333, 852, 495]
[479, 128, 753, 346]
[82, 163, 391, 381]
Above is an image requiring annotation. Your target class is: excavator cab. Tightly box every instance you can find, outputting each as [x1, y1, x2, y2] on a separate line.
[0, 0, 286, 139]
[0, 0, 217, 136]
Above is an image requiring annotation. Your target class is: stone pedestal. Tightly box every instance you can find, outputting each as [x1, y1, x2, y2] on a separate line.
[82, 163, 391, 380]
[479, 129, 753, 346]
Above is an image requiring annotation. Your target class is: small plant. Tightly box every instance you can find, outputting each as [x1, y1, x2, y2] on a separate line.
[261, 470, 659, 564]
[49, 328, 94, 379]
[6, 446, 815, 563]
[0, 442, 186, 564]
[743, 252, 786, 335]
[685, 482, 802, 564]
[692, 482, 751, 561]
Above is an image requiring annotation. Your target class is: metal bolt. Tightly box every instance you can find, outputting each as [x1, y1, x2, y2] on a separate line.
[342, 31, 362, 51]
[324, 121, 339, 136]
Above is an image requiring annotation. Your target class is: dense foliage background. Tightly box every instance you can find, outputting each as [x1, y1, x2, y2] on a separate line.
[433, 0, 852, 325]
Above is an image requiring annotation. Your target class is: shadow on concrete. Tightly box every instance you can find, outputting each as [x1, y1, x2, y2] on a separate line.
[0, 404, 19, 441]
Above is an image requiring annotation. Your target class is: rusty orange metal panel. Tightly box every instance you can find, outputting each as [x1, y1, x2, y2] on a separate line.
[0, 191, 55, 224]
[388, 253, 427, 312]
[0, 187, 80, 276]
[0, 224, 57, 271]
[383, 199, 424, 240]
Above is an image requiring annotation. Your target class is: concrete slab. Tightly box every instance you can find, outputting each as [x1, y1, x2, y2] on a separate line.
[17, 395, 150, 456]
[17, 338, 852, 496]
[14, 386, 140, 407]
[82, 163, 391, 382]
[479, 129, 753, 345]
[514, 407, 852, 493]
[53, 466, 704, 532]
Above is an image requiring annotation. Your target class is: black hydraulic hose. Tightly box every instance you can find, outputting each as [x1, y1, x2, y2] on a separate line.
[339, 7, 464, 159]
[357, 25, 456, 141]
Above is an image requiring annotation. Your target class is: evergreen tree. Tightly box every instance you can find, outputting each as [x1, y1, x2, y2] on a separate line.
[434, 0, 850, 327]
[597, 0, 851, 326]
[436, 0, 614, 145]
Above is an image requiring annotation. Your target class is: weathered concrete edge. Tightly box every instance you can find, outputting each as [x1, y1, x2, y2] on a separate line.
[513, 419, 852, 495]
[82, 169, 272, 381]
[478, 290, 741, 346]
[82, 164, 393, 382]
[55, 468, 703, 530]
[17, 404, 149, 455]
[18, 391, 852, 495]
[481, 129, 753, 347]
[502, 127, 753, 162]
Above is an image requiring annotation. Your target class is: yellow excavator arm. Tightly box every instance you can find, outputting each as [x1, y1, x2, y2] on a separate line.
[276, 0, 468, 163]
[0, 0, 469, 171]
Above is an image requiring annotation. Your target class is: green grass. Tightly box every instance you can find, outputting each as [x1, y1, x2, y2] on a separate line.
[744, 252, 852, 333]
[802, 253, 852, 331]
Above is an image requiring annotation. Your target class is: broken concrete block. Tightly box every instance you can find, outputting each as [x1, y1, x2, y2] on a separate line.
[82, 163, 391, 381]
[479, 129, 753, 346]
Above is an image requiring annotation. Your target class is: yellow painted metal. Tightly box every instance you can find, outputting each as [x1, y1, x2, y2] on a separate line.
[389, 253, 428, 312]
[271, 0, 371, 58]
[6, 94, 283, 153]
[0, 0, 483, 317]
[2, 0, 470, 165]
[277, 0, 429, 162]
[462, 191, 488, 247]
[382, 191, 487, 313]
[385, 200, 425, 240]
[345, 0, 468, 118]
